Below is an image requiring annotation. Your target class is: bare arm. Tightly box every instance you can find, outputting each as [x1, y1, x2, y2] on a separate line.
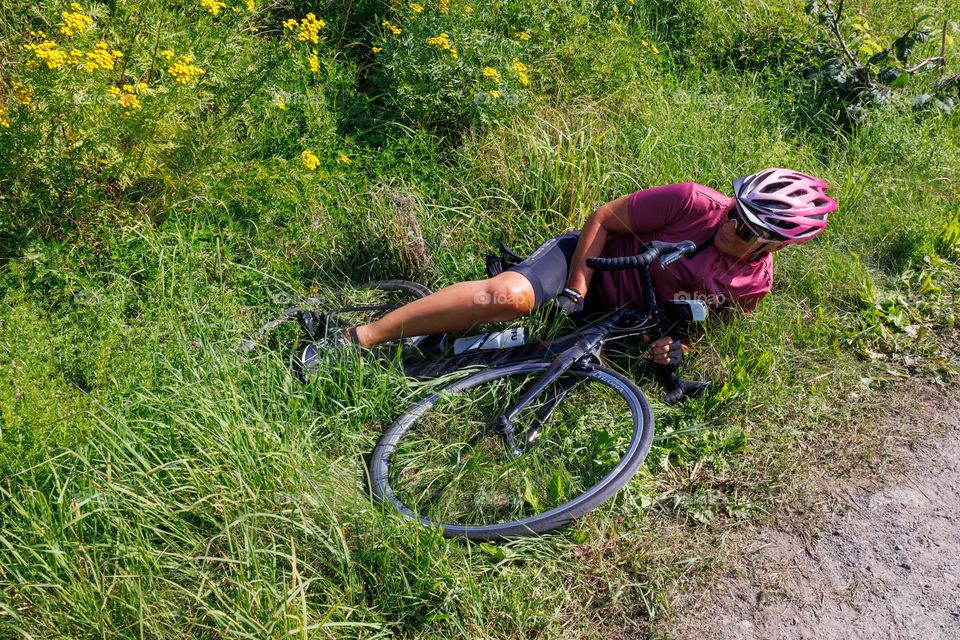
[564, 194, 635, 296]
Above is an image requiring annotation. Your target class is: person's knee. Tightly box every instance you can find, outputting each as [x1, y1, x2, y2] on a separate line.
[480, 273, 535, 318]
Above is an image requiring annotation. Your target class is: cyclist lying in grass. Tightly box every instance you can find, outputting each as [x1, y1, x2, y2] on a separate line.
[302, 169, 837, 368]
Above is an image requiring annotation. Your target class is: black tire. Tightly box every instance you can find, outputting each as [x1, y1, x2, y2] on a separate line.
[370, 361, 654, 540]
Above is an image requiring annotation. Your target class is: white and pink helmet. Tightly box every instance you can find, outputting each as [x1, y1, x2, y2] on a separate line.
[733, 168, 838, 245]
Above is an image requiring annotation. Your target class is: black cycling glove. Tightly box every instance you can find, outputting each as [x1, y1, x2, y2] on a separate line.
[655, 338, 684, 366]
[555, 287, 584, 315]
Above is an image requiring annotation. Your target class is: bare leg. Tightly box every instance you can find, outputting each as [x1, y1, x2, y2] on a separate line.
[353, 272, 535, 348]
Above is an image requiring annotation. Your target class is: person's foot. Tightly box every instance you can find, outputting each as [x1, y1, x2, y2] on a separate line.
[292, 324, 360, 383]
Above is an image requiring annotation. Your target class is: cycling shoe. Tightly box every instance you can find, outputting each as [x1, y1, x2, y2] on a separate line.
[292, 328, 357, 383]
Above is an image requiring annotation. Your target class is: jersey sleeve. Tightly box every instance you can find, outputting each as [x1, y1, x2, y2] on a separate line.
[626, 183, 697, 233]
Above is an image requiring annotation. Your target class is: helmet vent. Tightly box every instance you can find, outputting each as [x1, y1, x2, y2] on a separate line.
[762, 181, 792, 193]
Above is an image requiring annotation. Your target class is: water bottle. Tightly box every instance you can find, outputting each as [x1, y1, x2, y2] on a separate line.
[453, 327, 526, 355]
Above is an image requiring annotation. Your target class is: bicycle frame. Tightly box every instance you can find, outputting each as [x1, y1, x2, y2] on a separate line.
[492, 307, 656, 457]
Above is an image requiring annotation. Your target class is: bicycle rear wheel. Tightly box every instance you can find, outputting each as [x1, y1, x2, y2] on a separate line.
[245, 279, 433, 352]
[369, 361, 654, 540]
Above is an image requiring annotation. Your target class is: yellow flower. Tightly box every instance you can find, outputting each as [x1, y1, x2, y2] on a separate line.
[59, 4, 93, 37]
[409, 3, 423, 13]
[136, 82, 148, 92]
[24, 39, 68, 70]
[641, 40, 648, 47]
[107, 85, 143, 115]
[382, 20, 402, 36]
[489, 90, 500, 99]
[82, 41, 122, 72]
[13, 82, 34, 106]
[168, 55, 205, 84]
[274, 95, 286, 109]
[297, 13, 327, 44]
[283, 18, 297, 30]
[450, 47, 459, 60]
[514, 31, 531, 41]
[301, 150, 320, 170]
[245, 0, 255, 10]
[464, 6, 473, 13]
[511, 58, 529, 85]
[67, 49, 82, 64]
[117, 91, 142, 112]
[336, 154, 352, 164]
[482, 66, 500, 83]
[159, 49, 175, 60]
[426, 32, 451, 50]
[650, 44, 659, 54]
[308, 50, 320, 73]
[439, 0, 449, 13]
[200, 0, 226, 16]
[0, 105, 10, 128]
[372, 46, 383, 54]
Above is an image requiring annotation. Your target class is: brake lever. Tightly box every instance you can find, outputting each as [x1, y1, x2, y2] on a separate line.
[658, 241, 697, 267]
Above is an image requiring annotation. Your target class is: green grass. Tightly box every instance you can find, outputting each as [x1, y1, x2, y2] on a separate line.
[2, 0, 959, 638]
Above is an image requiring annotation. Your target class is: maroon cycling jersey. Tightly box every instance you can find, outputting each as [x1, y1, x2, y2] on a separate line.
[595, 182, 772, 313]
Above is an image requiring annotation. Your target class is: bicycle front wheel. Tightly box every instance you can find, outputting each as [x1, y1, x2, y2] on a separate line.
[370, 361, 654, 540]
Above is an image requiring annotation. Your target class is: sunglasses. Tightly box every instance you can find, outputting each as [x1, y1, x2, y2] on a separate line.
[729, 210, 780, 244]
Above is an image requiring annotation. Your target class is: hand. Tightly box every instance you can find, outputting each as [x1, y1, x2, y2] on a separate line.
[555, 291, 584, 315]
[647, 335, 683, 366]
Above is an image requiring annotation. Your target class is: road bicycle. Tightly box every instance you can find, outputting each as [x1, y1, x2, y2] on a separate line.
[247, 240, 709, 540]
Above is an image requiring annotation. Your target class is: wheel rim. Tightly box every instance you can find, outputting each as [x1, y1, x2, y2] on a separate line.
[373, 363, 651, 535]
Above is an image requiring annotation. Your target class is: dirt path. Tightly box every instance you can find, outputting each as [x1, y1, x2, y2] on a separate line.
[670, 389, 960, 640]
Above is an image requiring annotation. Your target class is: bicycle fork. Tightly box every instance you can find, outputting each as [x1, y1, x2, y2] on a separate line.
[492, 332, 604, 458]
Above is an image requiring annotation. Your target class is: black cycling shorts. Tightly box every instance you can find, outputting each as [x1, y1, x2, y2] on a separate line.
[505, 232, 581, 309]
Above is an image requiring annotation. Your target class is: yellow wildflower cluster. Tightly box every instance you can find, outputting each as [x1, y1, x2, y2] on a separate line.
[511, 58, 529, 86]
[372, 46, 383, 54]
[84, 41, 123, 72]
[489, 90, 500, 99]
[273, 95, 286, 109]
[426, 33, 458, 60]
[200, 0, 226, 16]
[514, 31, 531, 41]
[426, 32, 449, 48]
[639, 39, 660, 54]
[13, 82, 34, 106]
[107, 82, 148, 116]
[439, 0, 449, 14]
[24, 39, 68, 70]
[0, 105, 10, 128]
[301, 150, 320, 170]
[60, 3, 93, 37]
[283, 13, 327, 44]
[168, 54, 205, 84]
[464, 6, 473, 13]
[409, 3, 423, 14]
[427, 33, 460, 60]
[245, 0, 255, 10]
[308, 50, 321, 73]
[159, 49, 175, 60]
[482, 66, 500, 83]
[382, 20, 402, 36]
[336, 154, 352, 165]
